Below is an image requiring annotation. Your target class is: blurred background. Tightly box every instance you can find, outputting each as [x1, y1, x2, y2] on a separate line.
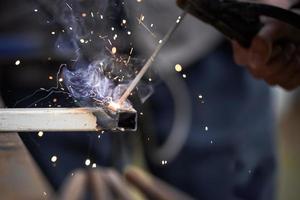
[1, 0, 300, 199]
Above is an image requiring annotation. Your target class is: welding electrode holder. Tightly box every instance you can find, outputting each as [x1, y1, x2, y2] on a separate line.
[178, 0, 300, 47]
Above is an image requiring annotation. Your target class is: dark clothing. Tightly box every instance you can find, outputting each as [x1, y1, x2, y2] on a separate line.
[146, 42, 276, 200]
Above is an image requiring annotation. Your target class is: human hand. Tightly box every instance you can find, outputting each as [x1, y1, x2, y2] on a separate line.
[232, 14, 300, 90]
[177, 0, 300, 90]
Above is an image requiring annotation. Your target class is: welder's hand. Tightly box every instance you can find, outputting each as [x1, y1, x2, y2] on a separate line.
[232, 17, 300, 90]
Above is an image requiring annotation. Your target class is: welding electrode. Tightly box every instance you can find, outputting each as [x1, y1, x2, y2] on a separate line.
[118, 10, 187, 105]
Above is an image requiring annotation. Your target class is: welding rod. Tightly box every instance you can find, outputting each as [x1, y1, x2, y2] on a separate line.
[0, 107, 137, 132]
[118, 10, 187, 105]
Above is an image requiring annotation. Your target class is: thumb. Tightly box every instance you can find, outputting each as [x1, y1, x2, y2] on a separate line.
[249, 19, 283, 67]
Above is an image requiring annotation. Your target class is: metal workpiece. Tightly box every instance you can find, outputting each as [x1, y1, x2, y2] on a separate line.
[0, 107, 137, 132]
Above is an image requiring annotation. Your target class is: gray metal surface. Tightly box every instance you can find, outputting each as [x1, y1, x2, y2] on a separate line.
[0, 107, 137, 132]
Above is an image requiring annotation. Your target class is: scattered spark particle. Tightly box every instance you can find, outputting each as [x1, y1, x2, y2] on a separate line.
[140, 112, 144, 115]
[91, 12, 94, 18]
[205, 126, 208, 131]
[80, 38, 85, 43]
[182, 74, 187, 78]
[34, 9, 38, 12]
[51, 31, 55, 35]
[81, 13, 87, 17]
[158, 40, 163, 44]
[127, 31, 131, 35]
[69, 27, 73, 30]
[122, 19, 127, 24]
[15, 60, 21, 66]
[92, 163, 97, 168]
[161, 160, 168, 165]
[150, 23, 154, 27]
[139, 15, 145, 22]
[198, 95, 203, 99]
[51, 156, 58, 163]
[113, 34, 118, 40]
[137, 0, 142, 2]
[43, 192, 47, 196]
[111, 27, 115, 31]
[148, 78, 152, 82]
[58, 78, 63, 82]
[175, 64, 182, 72]
[53, 98, 57, 103]
[210, 140, 214, 144]
[48, 76, 53, 80]
[112, 47, 117, 54]
[98, 135, 101, 139]
[100, 15, 103, 19]
[176, 16, 182, 24]
[38, 131, 44, 137]
[85, 159, 91, 166]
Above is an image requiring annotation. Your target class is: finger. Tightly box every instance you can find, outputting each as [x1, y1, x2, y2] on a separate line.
[232, 41, 250, 66]
[124, 166, 194, 200]
[88, 169, 114, 200]
[247, 43, 292, 80]
[249, 18, 290, 69]
[263, 43, 297, 85]
[259, 17, 286, 42]
[279, 47, 300, 89]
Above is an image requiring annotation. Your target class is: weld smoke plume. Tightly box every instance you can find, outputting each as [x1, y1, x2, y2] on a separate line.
[55, 0, 152, 108]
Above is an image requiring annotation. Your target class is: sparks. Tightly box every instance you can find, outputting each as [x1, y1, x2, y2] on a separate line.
[175, 64, 182, 72]
[15, 60, 21, 66]
[38, 131, 44, 137]
[85, 159, 91, 166]
[112, 47, 117, 54]
[51, 156, 58, 163]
